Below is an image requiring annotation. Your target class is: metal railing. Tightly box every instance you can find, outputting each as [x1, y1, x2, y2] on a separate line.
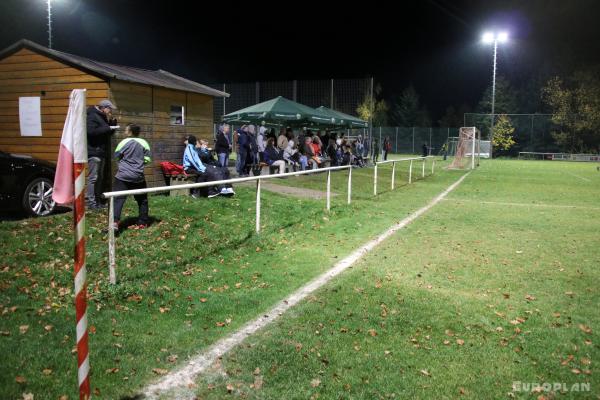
[103, 165, 353, 284]
[373, 156, 435, 195]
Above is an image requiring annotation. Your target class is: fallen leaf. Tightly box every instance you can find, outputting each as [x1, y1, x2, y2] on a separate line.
[579, 324, 592, 334]
[105, 368, 119, 374]
[445, 329, 455, 337]
[216, 322, 225, 327]
[152, 368, 168, 375]
[495, 327, 504, 332]
[44, 325, 53, 332]
[19, 325, 29, 334]
[253, 375, 263, 390]
[167, 355, 178, 363]
[420, 369, 431, 377]
[15, 376, 26, 384]
[42, 369, 52, 375]
[199, 298, 207, 303]
[564, 291, 574, 297]
[22, 393, 34, 400]
[525, 294, 536, 301]
[59, 396, 68, 400]
[368, 329, 377, 337]
[254, 367, 261, 375]
[502, 293, 510, 299]
[443, 340, 451, 345]
[571, 368, 581, 374]
[226, 383, 234, 392]
[127, 294, 142, 302]
[311, 378, 321, 387]
[456, 339, 465, 346]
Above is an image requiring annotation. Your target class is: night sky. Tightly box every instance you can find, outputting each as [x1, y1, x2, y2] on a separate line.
[1, 0, 599, 119]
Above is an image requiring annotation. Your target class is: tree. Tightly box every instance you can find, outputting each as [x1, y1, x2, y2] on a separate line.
[356, 84, 390, 127]
[438, 103, 471, 127]
[492, 114, 516, 153]
[542, 67, 600, 152]
[476, 76, 519, 115]
[389, 86, 431, 127]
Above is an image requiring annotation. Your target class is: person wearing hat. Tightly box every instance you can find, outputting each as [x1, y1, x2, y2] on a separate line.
[86, 99, 119, 209]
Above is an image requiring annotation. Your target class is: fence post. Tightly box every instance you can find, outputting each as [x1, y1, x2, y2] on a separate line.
[326, 169, 331, 211]
[391, 161, 396, 190]
[256, 179, 261, 233]
[432, 158, 435, 174]
[422, 158, 426, 178]
[347, 166, 352, 205]
[409, 160, 413, 184]
[108, 197, 116, 284]
[374, 163, 378, 196]
[412, 127, 415, 154]
[395, 127, 398, 153]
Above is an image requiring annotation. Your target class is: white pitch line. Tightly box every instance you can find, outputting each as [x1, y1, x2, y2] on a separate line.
[443, 198, 600, 210]
[563, 170, 592, 182]
[142, 172, 471, 399]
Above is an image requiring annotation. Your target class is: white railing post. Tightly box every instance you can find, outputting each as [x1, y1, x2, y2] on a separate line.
[391, 161, 396, 190]
[108, 196, 116, 284]
[432, 158, 435, 174]
[347, 166, 352, 205]
[326, 169, 331, 211]
[409, 160, 413, 184]
[422, 158, 425, 178]
[256, 179, 261, 233]
[374, 163, 378, 196]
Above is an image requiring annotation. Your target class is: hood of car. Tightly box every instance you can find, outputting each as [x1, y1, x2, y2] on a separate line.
[2, 152, 56, 172]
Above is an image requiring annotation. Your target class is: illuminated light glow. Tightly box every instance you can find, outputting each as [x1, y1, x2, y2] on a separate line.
[498, 32, 509, 43]
[482, 32, 494, 44]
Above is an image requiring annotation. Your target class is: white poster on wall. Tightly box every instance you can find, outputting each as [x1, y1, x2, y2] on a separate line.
[19, 96, 42, 136]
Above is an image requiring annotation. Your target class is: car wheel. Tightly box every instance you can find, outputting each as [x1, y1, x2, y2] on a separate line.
[22, 177, 56, 217]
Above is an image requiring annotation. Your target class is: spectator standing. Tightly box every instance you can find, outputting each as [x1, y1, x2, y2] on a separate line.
[112, 124, 150, 229]
[215, 123, 232, 168]
[86, 99, 119, 209]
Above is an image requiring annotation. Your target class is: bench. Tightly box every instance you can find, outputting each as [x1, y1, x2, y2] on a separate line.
[165, 174, 195, 196]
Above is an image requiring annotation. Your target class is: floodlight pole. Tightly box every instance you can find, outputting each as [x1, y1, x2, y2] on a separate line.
[490, 38, 498, 155]
[47, 0, 53, 49]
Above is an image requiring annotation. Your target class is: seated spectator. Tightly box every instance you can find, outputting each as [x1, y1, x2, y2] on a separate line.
[183, 135, 234, 198]
[341, 145, 354, 166]
[304, 136, 319, 169]
[352, 140, 365, 167]
[198, 139, 218, 165]
[326, 138, 339, 166]
[264, 138, 286, 174]
[277, 129, 288, 151]
[283, 139, 301, 171]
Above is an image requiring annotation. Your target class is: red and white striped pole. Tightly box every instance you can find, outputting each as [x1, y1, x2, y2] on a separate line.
[73, 162, 90, 399]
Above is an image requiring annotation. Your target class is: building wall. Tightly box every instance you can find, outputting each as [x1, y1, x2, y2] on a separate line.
[0, 48, 215, 189]
[0, 48, 109, 162]
[110, 82, 214, 187]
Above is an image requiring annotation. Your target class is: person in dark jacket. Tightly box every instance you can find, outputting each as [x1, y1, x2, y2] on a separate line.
[86, 99, 119, 209]
[264, 138, 286, 174]
[112, 124, 150, 230]
[215, 123, 231, 168]
[422, 143, 429, 157]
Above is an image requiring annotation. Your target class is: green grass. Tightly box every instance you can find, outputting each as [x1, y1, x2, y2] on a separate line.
[188, 159, 599, 399]
[0, 160, 454, 399]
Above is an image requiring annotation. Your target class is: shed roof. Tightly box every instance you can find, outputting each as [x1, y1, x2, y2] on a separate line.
[0, 39, 229, 98]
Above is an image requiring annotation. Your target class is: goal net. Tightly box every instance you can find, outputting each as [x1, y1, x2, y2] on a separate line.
[448, 127, 481, 169]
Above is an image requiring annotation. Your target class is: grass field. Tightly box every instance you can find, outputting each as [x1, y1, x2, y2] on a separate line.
[1, 159, 598, 399]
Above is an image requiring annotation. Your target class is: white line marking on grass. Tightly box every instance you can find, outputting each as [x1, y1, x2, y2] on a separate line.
[563, 170, 592, 182]
[142, 172, 471, 399]
[443, 198, 600, 210]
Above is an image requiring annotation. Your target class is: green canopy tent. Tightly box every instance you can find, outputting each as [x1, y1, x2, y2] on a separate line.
[223, 96, 337, 128]
[315, 106, 368, 129]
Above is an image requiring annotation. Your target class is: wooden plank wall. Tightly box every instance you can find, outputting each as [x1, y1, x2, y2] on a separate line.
[0, 48, 109, 162]
[0, 48, 216, 189]
[110, 82, 214, 187]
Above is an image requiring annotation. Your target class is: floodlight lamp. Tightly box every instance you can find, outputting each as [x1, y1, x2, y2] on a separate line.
[482, 32, 494, 44]
[498, 32, 508, 43]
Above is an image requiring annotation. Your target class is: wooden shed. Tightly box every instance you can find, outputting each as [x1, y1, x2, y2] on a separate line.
[0, 39, 229, 188]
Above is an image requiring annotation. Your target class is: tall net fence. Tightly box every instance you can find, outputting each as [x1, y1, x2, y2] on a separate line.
[209, 78, 372, 122]
[464, 113, 561, 154]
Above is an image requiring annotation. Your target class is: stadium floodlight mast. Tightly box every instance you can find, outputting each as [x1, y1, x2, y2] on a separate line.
[481, 31, 508, 153]
[46, 0, 56, 49]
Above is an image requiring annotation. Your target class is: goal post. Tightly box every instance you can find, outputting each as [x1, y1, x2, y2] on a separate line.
[448, 127, 482, 170]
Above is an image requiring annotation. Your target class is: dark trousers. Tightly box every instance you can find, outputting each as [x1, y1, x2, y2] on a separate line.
[186, 166, 232, 196]
[113, 178, 148, 224]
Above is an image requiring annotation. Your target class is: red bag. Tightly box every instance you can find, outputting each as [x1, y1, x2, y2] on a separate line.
[160, 161, 186, 176]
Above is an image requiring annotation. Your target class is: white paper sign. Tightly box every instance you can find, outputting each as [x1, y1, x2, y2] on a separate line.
[19, 97, 42, 136]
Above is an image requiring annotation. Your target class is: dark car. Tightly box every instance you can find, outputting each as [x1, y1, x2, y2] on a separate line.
[0, 150, 57, 217]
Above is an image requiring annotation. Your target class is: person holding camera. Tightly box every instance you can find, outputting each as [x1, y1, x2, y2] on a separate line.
[86, 99, 119, 209]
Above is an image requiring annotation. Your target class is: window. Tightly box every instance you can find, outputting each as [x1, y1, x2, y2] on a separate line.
[170, 105, 185, 125]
